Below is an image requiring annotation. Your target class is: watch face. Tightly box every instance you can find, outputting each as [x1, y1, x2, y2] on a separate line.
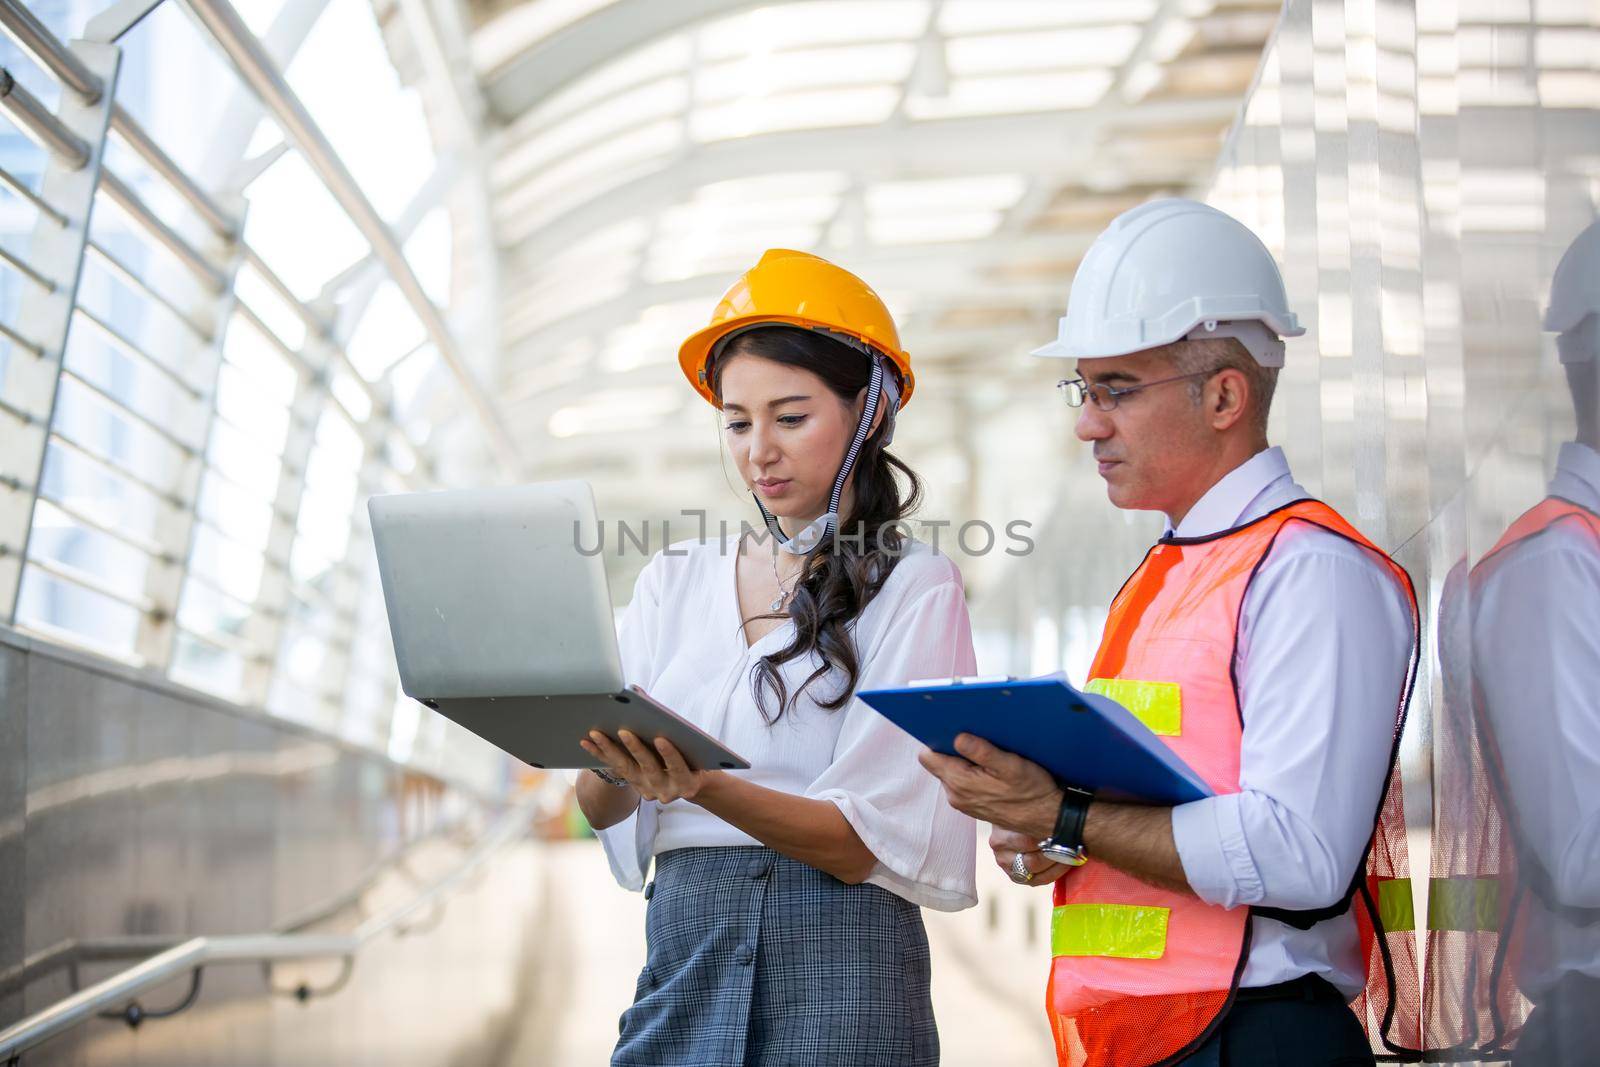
[1038, 842, 1088, 866]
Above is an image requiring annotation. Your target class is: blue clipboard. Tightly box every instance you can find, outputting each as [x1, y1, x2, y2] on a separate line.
[857, 672, 1213, 805]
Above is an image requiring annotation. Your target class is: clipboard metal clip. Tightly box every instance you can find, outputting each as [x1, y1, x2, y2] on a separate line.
[905, 674, 1016, 688]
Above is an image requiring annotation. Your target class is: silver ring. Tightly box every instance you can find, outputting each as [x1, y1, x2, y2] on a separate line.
[1008, 852, 1035, 885]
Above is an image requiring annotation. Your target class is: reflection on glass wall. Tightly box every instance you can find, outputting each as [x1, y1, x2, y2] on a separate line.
[1440, 227, 1600, 1065]
[1457, 219, 1600, 1063]
[970, 0, 1599, 1060]
[1217, 0, 1600, 1055]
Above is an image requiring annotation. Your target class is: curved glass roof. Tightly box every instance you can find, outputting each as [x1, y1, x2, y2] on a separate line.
[471, 0, 1281, 534]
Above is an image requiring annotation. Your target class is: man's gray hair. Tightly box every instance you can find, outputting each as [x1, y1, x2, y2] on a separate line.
[1156, 336, 1279, 435]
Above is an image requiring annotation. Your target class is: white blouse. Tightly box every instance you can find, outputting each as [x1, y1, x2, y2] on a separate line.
[596, 533, 979, 912]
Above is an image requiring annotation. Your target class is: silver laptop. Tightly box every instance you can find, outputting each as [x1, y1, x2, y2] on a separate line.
[368, 481, 748, 772]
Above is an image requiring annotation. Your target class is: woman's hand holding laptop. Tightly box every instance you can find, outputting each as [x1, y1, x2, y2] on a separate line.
[580, 727, 712, 805]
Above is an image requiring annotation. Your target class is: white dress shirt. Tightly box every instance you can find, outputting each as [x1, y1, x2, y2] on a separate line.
[1471, 441, 1600, 993]
[1157, 446, 1417, 993]
[596, 534, 979, 912]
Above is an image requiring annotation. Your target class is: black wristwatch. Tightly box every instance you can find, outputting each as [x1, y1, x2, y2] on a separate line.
[1037, 786, 1093, 867]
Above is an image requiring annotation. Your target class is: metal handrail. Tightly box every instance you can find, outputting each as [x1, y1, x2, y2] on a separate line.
[233, 246, 438, 478]
[0, 936, 188, 1002]
[73, 305, 207, 401]
[86, 239, 216, 343]
[0, 1, 104, 102]
[235, 248, 390, 419]
[0, 819, 470, 998]
[44, 429, 188, 510]
[0, 318, 43, 359]
[0, 394, 36, 425]
[0, 795, 537, 1059]
[0, 161, 68, 225]
[109, 104, 240, 239]
[97, 169, 228, 293]
[180, 567, 286, 625]
[240, 245, 328, 339]
[19, 552, 158, 615]
[231, 299, 316, 377]
[0, 67, 90, 167]
[58, 366, 203, 457]
[33, 489, 173, 562]
[0, 242, 57, 292]
[168, 613, 270, 664]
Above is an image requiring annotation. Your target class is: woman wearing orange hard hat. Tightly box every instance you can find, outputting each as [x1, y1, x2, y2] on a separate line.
[576, 249, 977, 1066]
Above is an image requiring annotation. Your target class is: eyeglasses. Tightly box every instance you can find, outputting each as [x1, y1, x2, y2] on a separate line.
[1056, 369, 1219, 412]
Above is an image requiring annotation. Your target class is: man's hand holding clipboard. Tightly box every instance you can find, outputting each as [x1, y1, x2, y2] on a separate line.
[856, 673, 1213, 893]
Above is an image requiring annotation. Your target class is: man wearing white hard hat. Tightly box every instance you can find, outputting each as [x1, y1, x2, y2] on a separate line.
[1450, 218, 1600, 1066]
[921, 199, 1421, 1066]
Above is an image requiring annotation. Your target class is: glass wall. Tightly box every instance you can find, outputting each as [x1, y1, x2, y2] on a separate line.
[0, 0, 504, 793]
[973, 0, 1600, 1056]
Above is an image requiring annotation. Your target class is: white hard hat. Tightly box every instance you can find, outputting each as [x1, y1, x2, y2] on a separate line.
[1545, 219, 1600, 365]
[1032, 198, 1305, 368]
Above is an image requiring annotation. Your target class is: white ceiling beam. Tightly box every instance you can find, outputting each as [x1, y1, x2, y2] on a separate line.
[205, 0, 331, 186]
[400, 0, 488, 145]
[402, 0, 506, 402]
[498, 231, 1090, 355]
[493, 95, 1240, 257]
[476, 0, 768, 123]
[502, 228, 1090, 306]
[318, 153, 458, 307]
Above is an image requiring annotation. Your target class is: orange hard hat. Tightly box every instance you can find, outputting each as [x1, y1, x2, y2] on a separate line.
[678, 248, 915, 408]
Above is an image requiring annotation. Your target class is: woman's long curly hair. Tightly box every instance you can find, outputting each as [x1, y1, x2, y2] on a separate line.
[709, 325, 923, 723]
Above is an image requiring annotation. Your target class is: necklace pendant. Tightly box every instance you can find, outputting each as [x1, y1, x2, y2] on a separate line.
[769, 592, 785, 612]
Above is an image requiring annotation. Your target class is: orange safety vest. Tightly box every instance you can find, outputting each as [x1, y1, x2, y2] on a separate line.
[1465, 496, 1600, 1056]
[1047, 499, 1420, 1067]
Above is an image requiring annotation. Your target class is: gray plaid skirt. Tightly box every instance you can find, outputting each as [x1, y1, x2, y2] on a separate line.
[612, 846, 937, 1067]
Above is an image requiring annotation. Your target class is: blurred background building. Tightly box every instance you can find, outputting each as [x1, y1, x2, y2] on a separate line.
[1, 0, 1596, 1063]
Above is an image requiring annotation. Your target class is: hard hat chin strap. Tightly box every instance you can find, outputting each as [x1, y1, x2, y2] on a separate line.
[755, 356, 899, 556]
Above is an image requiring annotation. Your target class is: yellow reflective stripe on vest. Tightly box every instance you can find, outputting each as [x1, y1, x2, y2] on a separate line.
[1085, 678, 1183, 736]
[1377, 877, 1499, 933]
[1051, 903, 1170, 959]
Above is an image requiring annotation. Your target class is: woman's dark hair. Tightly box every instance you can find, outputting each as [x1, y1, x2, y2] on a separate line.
[708, 325, 923, 723]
